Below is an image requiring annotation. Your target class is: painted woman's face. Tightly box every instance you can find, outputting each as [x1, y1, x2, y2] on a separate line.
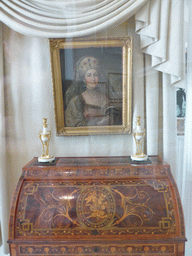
[85, 69, 99, 90]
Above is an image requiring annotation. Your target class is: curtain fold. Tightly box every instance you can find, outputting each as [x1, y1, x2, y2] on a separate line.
[135, 0, 184, 86]
[162, 73, 177, 178]
[0, 22, 9, 254]
[181, 1, 192, 254]
[145, 54, 159, 156]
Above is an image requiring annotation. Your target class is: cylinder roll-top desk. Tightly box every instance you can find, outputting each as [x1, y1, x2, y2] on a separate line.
[8, 156, 186, 256]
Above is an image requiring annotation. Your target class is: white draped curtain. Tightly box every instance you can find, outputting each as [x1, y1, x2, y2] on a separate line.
[181, 1, 192, 254]
[0, 0, 149, 37]
[0, 0, 189, 255]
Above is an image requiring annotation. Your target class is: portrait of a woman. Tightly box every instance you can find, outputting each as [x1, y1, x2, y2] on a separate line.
[64, 56, 119, 127]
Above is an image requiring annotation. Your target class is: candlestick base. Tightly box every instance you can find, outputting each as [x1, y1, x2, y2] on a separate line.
[38, 155, 55, 163]
[131, 154, 148, 161]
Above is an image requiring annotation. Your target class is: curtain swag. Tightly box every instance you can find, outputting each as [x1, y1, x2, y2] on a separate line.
[0, 0, 148, 37]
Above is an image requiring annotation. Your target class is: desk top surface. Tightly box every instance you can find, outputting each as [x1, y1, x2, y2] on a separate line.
[24, 155, 168, 169]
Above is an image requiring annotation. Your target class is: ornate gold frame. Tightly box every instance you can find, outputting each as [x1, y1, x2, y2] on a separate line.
[50, 37, 132, 136]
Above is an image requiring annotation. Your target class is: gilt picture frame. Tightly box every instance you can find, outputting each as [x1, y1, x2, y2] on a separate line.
[50, 37, 132, 136]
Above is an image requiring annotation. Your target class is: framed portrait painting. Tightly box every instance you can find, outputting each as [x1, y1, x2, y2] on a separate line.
[50, 37, 132, 136]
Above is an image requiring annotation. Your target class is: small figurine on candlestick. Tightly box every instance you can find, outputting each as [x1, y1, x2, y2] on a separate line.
[131, 116, 148, 161]
[38, 118, 55, 163]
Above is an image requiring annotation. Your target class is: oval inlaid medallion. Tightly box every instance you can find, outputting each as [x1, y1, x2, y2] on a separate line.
[77, 186, 116, 228]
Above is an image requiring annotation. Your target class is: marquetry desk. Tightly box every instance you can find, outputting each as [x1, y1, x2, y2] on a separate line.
[8, 156, 186, 256]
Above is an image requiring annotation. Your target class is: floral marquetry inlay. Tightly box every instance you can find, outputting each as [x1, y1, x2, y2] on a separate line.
[15, 178, 176, 238]
[77, 186, 116, 228]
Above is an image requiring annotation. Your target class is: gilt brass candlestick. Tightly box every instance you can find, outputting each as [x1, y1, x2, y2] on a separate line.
[131, 116, 148, 161]
[38, 118, 55, 162]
